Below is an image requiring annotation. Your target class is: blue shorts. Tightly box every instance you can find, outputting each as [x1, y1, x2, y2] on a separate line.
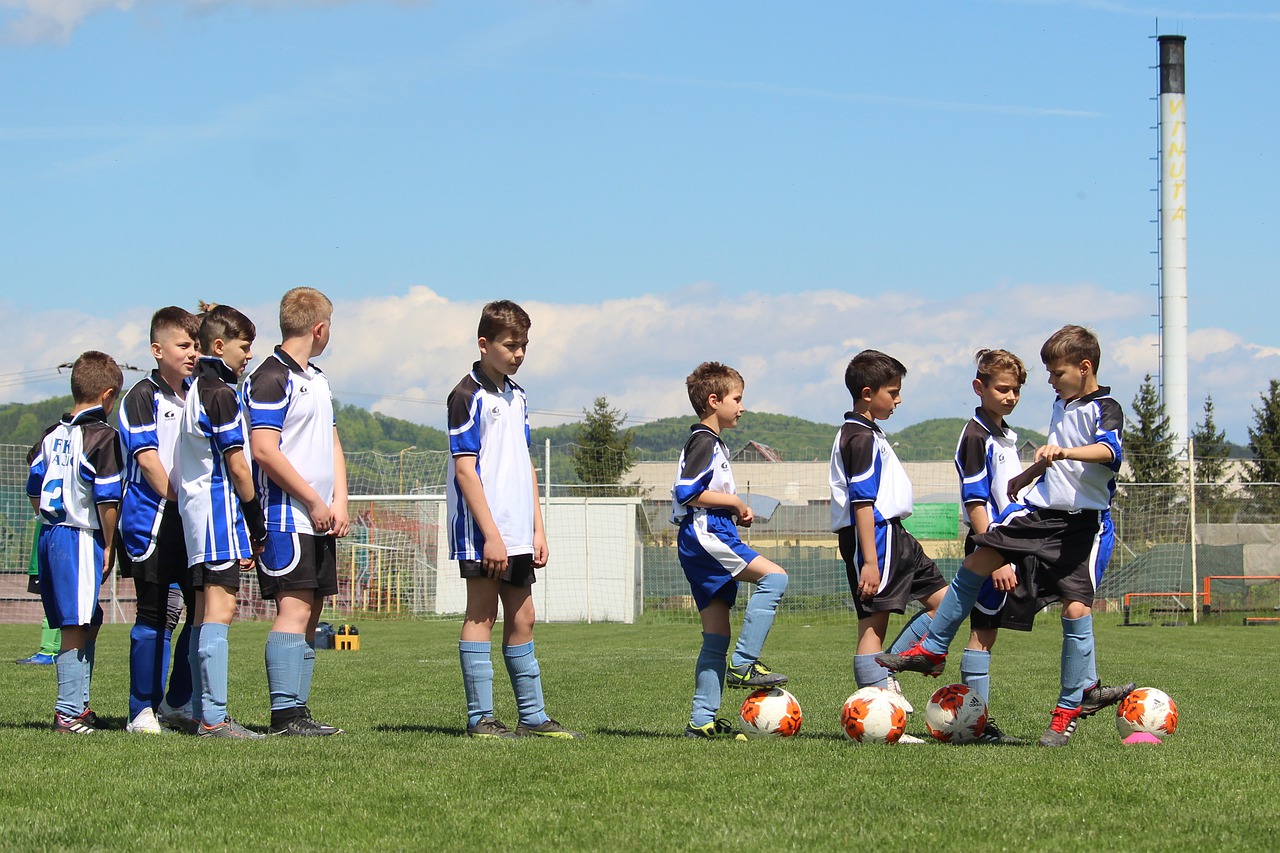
[38, 525, 106, 628]
[677, 510, 760, 611]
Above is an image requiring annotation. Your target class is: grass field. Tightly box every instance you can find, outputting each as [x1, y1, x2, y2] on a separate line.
[1, 616, 1277, 851]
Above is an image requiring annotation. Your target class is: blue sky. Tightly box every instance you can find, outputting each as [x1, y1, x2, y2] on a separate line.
[3, 1, 1278, 445]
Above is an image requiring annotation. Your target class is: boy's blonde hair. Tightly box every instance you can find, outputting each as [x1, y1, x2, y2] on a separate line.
[70, 351, 123, 404]
[196, 301, 257, 353]
[150, 306, 200, 345]
[478, 300, 531, 341]
[1040, 325, 1101, 371]
[686, 362, 744, 418]
[280, 287, 333, 338]
[975, 348, 1027, 386]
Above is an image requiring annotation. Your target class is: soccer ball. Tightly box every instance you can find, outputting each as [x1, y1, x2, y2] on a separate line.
[1116, 687, 1178, 738]
[738, 687, 803, 738]
[841, 687, 909, 744]
[924, 683, 988, 744]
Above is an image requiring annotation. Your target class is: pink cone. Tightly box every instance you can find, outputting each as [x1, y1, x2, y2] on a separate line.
[1123, 732, 1163, 745]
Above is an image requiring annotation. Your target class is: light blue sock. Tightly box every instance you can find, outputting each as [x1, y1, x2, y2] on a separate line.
[1059, 615, 1094, 710]
[504, 641, 550, 728]
[888, 610, 933, 654]
[300, 639, 317, 705]
[188, 624, 204, 722]
[166, 621, 194, 709]
[961, 649, 991, 705]
[266, 631, 306, 712]
[921, 569, 984, 656]
[854, 653, 889, 689]
[55, 648, 87, 718]
[129, 623, 162, 717]
[459, 640, 494, 728]
[82, 639, 96, 708]
[731, 572, 789, 668]
[691, 632, 730, 727]
[198, 623, 230, 726]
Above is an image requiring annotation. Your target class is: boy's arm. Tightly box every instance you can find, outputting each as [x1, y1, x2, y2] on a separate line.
[134, 449, 176, 501]
[250, 428, 333, 534]
[1034, 444, 1114, 465]
[530, 461, 547, 568]
[331, 428, 349, 538]
[852, 502, 879, 600]
[1006, 458, 1050, 502]
[98, 501, 119, 577]
[689, 490, 752, 524]
[454, 455, 508, 577]
[224, 447, 266, 551]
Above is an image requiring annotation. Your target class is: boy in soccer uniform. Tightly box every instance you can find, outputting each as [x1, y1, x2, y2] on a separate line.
[830, 350, 947, 744]
[118, 307, 201, 734]
[26, 351, 124, 734]
[448, 300, 580, 740]
[245, 287, 348, 736]
[673, 362, 789, 740]
[879, 326, 1135, 747]
[178, 303, 267, 740]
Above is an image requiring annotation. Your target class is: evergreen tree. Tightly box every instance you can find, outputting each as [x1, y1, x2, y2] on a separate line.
[1118, 375, 1181, 544]
[1189, 395, 1231, 523]
[1244, 379, 1280, 521]
[571, 397, 639, 496]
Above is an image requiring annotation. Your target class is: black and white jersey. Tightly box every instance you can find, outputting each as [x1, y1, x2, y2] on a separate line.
[244, 347, 336, 535]
[1026, 387, 1124, 512]
[27, 406, 123, 530]
[829, 412, 913, 531]
[670, 424, 736, 524]
[118, 371, 187, 560]
[446, 363, 535, 560]
[955, 407, 1023, 526]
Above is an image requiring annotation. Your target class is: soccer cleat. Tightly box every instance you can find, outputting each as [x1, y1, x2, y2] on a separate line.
[77, 707, 101, 729]
[298, 706, 345, 736]
[897, 733, 927, 744]
[875, 642, 946, 677]
[198, 717, 266, 739]
[683, 719, 747, 742]
[1078, 681, 1136, 718]
[467, 716, 519, 739]
[53, 712, 97, 734]
[515, 718, 584, 740]
[974, 716, 1022, 745]
[271, 707, 344, 736]
[1037, 706, 1080, 748]
[157, 699, 197, 734]
[15, 652, 55, 666]
[126, 706, 164, 734]
[724, 660, 789, 689]
[884, 676, 914, 713]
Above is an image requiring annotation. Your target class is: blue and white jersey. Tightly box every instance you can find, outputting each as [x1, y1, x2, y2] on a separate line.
[670, 425, 736, 524]
[245, 347, 336, 535]
[118, 371, 187, 560]
[829, 412, 913, 531]
[27, 406, 123, 530]
[446, 363, 535, 561]
[177, 357, 254, 565]
[955, 407, 1023, 527]
[1026, 386, 1124, 512]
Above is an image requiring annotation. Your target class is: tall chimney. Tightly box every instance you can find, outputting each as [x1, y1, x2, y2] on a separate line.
[1158, 35, 1188, 446]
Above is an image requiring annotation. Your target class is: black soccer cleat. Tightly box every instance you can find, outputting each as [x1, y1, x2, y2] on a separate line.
[974, 715, 1022, 745]
[724, 660, 789, 689]
[1078, 681, 1136, 718]
[875, 642, 946, 678]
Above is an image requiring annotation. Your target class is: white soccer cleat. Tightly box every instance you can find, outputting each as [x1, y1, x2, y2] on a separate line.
[126, 706, 164, 734]
[157, 699, 196, 733]
[897, 733, 927, 744]
[885, 676, 914, 714]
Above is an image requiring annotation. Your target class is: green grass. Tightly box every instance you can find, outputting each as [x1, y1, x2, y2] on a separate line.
[0, 618, 1276, 851]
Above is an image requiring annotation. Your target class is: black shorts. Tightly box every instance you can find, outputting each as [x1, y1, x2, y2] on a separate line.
[971, 507, 1115, 608]
[257, 532, 339, 600]
[840, 521, 946, 619]
[134, 576, 195, 630]
[965, 532, 1059, 632]
[192, 560, 247, 592]
[121, 503, 187, 583]
[459, 553, 536, 587]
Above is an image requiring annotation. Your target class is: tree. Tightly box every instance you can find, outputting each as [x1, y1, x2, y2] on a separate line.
[571, 397, 639, 497]
[1243, 379, 1280, 521]
[1189, 394, 1231, 523]
[1118, 375, 1181, 544]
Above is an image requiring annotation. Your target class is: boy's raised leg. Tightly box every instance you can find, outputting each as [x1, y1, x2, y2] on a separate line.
[726, 560, 789, 689]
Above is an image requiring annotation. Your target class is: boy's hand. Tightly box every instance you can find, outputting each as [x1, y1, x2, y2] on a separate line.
[991, 564, 1017, 592]
[308, 496, 334, 535]
[329, 499, 350, 538]
[239, 556, 257, 572]
[532, 531, 549, 569]
[859, 562, 880, 600]
[482, 538, 509, 579]
[1035, 444, 1069, 464]
[1006, 459, 1050, 502]
[736, 501, 754, 527]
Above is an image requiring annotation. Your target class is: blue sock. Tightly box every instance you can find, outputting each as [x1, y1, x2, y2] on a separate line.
[921, 569, 984, 656]
[166, 621, 194, 709]
[1059, 615, 1094, 710]
[300, 639, 316, 705]
[266, 631, 306, 713]
[459, 640, 494, 728]
[691, 632, 730, 727]
[504, 641, 549, 727]
[55, 648, 87, 718]
[198, 623, 230, 726]
[188, 624, 204, 722]
[129, 623, 162, 718]
[731, 572, 788, 668]
[82, 639, 96, 708]
[888, 610, 933, 654]
[854, 653, 889, 689]
[961, 649, 991, 705]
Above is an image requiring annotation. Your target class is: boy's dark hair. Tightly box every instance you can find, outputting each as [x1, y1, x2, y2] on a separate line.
[150, 306, 200, 345]
[1040, 325, 1101, 371]
[280, 287, 333, 339]
[196, 301, 256, 353]
[975, 348, 1027, 386]
[686, 362, 744, 418]
[844, 350, 906, 401]
[478, 300, 531, 341]
[70, 351, 124, 404]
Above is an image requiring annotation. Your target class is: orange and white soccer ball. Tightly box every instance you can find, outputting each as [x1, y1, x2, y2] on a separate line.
[1116, 687, 1178, 738]
[738, 687, 803, 738]
[924, 683, 988, 744]
[841, 687, 909, 744]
